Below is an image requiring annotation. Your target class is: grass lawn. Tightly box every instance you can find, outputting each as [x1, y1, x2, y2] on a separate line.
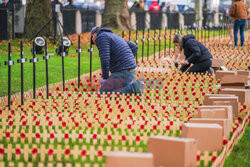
[0, 36, 170, 97]
[0, 29, 224, 97]
[223, 124, 250, 167]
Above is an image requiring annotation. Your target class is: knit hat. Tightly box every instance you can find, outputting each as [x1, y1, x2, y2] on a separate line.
[173, 34, 182, 44]
[91, 26, 100, 44]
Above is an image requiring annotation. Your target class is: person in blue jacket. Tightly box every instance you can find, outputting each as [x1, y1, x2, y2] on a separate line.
[90, 27, 144, 95]
[173, 34, 213, 74]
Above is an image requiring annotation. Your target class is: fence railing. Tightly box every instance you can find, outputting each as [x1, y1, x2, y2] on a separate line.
[0, 4, 233, 41]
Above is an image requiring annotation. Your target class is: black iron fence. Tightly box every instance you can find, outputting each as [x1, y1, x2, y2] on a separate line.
[0, 4, 232, 41]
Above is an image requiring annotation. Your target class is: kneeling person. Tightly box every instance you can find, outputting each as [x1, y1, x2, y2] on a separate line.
[173, 34, 213, 74]
[91, 27, 144, 95]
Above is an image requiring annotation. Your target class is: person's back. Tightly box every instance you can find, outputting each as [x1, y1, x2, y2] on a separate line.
[182, 34, 212, 64]
[95, 28, 137, 79]
[91, 27, 144, 95]
[230, 1, 248, 20]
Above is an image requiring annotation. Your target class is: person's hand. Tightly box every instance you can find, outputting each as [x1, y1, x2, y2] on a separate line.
[183, 60, 189, 65]
[174, 62, 179, 68]
[99, 78, 105, 85]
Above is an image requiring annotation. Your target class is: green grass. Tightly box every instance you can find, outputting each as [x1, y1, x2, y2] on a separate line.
[223, 124, 250, 167]
[0, 38, 168, 97]
[0, 29, 226, 97]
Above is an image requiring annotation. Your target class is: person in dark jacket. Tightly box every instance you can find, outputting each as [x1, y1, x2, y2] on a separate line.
[173, 34, 213, 74]
[91, 27, 144, 95]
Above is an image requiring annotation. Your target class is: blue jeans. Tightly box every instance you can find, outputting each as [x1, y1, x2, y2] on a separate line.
[99, 70, 138, 95]
[233, 19, 246, 46]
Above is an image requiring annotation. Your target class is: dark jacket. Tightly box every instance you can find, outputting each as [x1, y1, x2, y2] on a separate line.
[182, 34, 212, 64]
[95, 28, 137, 79]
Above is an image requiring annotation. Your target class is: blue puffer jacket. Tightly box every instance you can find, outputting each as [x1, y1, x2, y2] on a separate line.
[95, 28, 137, 79]
[182, 34, 212, 64]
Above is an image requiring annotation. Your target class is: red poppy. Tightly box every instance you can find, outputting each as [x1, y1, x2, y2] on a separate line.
[0, 148, 4, 154]
[81, 150, 87, 156]
[121, 135, 126, 141]
[211, 156, 217, 162]
[62, 122, 67, 127]
[196, 155, 200, 161]
[223, 139, 228, 145]
[32, 148, 38, 154]
[35, 133, 40, 139]
[107, 135, 112, 140]
[48, 149, 54, 155]
[15, 148, 21, 155]
[97, 150, 103, 157]
[48, 121, 53, 126]
[88, 122, 92, 127]
[8, 121, 13, 126]
[113, 124, 118, 128]
[115, 115, 120, 120]
[75, 122, 79, 127]
[140, 125, 145, 130]
[50, 133, 55, 139]
[92, 134, 97, 139]
[20, 133, 26, 139]
[127, 124, 132, 129]
[78, 134, 83, 139]
[35, 121, 40, 126]
[136, 136, 140, 141]
[153, 125, 157, 130]
[5, 132, 10, 138]
[170, 121, 173, 126]
[64, 149, 71, 155]
[64, 134, 69, 139]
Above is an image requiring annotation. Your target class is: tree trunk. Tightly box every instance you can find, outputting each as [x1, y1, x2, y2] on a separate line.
[195, 0, 202, 28]
[102, 0, 132, 31]
[24, 0, 53, 38]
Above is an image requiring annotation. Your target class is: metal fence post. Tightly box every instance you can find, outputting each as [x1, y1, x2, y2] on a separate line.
[5, 43, 14, 110]
[17, 41, 27, 105]
[43, 40, 50, 99]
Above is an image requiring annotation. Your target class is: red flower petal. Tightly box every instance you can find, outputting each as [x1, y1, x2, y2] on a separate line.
[32, 148, 38, 154]
[15, 148, 21, 155]
[48, 149, 54, 155]
[81, 150, 87, 156]
[64, 149, 71, 155]
[0, 148, 4, 154]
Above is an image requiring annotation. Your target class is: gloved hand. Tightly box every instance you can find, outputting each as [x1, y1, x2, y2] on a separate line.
[99, 78, 106, 85]
[174, 62, 179, 68]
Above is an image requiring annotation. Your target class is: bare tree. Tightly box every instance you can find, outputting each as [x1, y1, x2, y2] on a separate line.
[24, 0, 53, 38]
[102, 0, 132, 30]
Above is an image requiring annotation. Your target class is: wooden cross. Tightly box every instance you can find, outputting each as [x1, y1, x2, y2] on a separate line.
[38, 144, 47, 162]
